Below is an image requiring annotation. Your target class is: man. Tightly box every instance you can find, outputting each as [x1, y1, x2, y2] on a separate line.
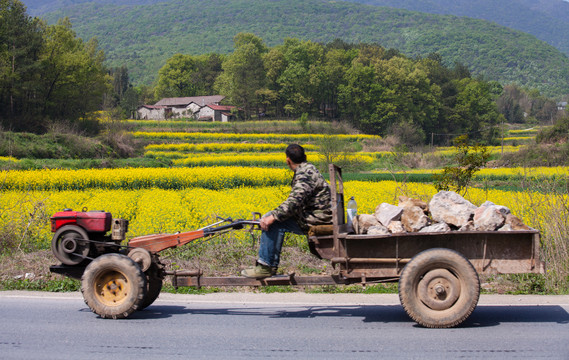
[241, 144, 333, 279]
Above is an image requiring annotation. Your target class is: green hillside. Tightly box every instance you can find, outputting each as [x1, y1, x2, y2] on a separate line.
[40, 0, 569, 96]
[347, 0, 569, 56]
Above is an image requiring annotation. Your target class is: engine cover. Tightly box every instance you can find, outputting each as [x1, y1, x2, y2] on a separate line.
[51, 209, 112, 233]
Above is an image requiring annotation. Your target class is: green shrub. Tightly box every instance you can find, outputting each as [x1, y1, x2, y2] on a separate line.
[433, 135, 491, 195]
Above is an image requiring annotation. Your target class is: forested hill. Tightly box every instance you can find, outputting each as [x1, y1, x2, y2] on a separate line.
[347, 0, 569, 57]
[33, 0, 569, 96]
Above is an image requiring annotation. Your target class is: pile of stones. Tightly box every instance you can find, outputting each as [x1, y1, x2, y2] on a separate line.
[352, 190, 533, 235]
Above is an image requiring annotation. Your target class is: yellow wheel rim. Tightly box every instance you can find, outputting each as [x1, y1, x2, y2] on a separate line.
[93, 270, 132, 307]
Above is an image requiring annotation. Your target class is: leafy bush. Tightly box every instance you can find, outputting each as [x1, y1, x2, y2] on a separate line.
[433, 135, 490, 194]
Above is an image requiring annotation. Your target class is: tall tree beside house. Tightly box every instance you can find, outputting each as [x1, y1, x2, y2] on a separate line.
[0, 0, 44, 131]
[104, 66, 143, 119]
[193, 53, 224, 95]
[215, 33, 267, 119]
[155, 54, 199, 98]
[155, 53, 224, 99]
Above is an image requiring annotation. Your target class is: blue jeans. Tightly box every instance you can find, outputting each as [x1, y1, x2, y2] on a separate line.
[258, 217, 305, 268]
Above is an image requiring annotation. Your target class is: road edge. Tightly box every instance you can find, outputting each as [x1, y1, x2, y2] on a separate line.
[1, 290, 568, 306]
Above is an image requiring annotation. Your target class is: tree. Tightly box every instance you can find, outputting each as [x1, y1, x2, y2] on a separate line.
[38, 18, 109, 123]
[155, 54, 198, 98]
[339, 48, 442, 137]
[338, 60, 387, 132]
[192, 53, 223, 95]
[0, 0, 44, 130]
[215, 33, 267, 118]
[274, 38, 325, 116]
[319, 47, 356, 118]
[433, 135, 491, 195]
[451, 78, 502, 143]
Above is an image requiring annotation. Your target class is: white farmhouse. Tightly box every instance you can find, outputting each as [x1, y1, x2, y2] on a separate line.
[196, 104, 237, 122]
[136, 95, 225, 120]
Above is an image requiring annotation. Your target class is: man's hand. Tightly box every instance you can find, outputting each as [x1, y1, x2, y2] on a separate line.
[260, 214, 275, 231]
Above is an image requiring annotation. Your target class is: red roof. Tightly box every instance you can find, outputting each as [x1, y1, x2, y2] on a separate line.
[206, 104, 235, 111]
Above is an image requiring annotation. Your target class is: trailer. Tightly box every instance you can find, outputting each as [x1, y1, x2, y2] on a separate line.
[49, 165, 544, 328]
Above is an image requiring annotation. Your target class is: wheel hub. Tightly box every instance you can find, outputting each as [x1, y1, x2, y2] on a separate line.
[418, 269, 461, 310]
[94, 271, 131, 305]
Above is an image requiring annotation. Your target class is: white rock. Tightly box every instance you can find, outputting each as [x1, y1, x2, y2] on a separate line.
[401, 205, 429, 232]
[473, 205, 506, 231]
[387, 221, 406, 234]
[419, 222, 451, 233]
[398, 196, 428, 212]
[480, 201, 511, 216]
[374, 203, 403, 226]
[429, 191, 477, 228]
[352, 214, 380, 234]
[367, 224, 390, 235]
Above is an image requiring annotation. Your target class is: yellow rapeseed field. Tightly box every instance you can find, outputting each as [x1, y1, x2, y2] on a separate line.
[0, 156, 19, 163]
[130, 131, 380, 142]
[145, 143, 320, 153]
[373, 166, 569, 179]
[0, 167, 291, 191]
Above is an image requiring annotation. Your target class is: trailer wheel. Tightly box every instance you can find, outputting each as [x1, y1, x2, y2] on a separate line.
[81, 253, 147, 319]
[399, 248, 480, 328]
[139, 264, 163, 310]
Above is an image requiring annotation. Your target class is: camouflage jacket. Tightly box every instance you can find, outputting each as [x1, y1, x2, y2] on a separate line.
[271, 162, 333, 231]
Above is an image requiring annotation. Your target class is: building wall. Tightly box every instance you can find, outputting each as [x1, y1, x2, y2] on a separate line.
[198, 106, 215, 120]
[187, 103, 201, 115]
[137, 107, 165, 120]
[221, 113, 232, 122]
[171, 106, 192, 118]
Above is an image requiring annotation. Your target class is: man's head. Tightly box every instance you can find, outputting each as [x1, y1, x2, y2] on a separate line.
[285, 144, 306, 168]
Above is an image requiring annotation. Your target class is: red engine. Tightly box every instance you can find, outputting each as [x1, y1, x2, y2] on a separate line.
[50, 208, 128, 266]
[51, 209, 112, 233]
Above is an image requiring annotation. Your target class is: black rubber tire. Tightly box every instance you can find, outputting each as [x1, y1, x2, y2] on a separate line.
[81, 253, 147, 319]
[398, 248, 480, 328]
[139, 264, 163, 311]
[51, 225, 90, 265]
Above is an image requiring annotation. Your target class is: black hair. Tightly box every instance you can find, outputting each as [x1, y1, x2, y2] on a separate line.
[285, 144, 307, 164]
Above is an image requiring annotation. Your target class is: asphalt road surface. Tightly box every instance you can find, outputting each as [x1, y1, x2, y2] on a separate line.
[1, 291, 568, 359]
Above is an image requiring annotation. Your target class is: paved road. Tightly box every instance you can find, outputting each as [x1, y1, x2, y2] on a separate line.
[1, 291, 568, 359]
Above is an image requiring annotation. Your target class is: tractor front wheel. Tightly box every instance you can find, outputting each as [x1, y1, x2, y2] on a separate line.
[81, 253, 147, 319]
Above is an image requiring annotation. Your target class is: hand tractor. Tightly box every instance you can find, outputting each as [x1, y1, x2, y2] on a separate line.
[49, 165, 544, 328]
